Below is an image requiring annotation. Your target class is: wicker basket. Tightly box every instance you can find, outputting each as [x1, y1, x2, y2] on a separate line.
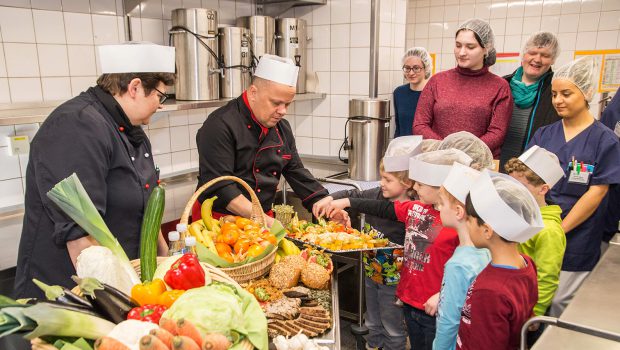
[179, 175, 276, 284]
[33, 257, 254, 350]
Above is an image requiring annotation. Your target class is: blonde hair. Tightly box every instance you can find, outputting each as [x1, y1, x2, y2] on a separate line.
[379, 160, 416, 198]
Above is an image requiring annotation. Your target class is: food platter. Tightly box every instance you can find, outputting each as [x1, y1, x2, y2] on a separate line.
[288, 237, 403, 254]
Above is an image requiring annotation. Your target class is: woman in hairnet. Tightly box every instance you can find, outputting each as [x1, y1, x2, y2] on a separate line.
[437, 131, 495, 171]
[500, 32, 561, 169]
[394, 47, 432, 137]
[413, 18, 513, 158]
[527, 56, 620, 317]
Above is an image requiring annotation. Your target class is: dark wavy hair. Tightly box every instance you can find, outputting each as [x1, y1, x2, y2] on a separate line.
[97, 73, 176, 96]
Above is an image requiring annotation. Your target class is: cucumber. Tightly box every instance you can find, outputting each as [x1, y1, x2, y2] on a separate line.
[140, 185, 165, 282]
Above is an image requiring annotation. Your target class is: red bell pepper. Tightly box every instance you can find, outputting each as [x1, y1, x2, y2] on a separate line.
[127, 304, 167, 324]
[164, 254, 205, 290]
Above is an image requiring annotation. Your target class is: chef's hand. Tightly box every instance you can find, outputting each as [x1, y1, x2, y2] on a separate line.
[263, 214, 275, 228]
[424, 293, 440, 316]
[312, 196, 334, 219]
[327, 209, 351, 227]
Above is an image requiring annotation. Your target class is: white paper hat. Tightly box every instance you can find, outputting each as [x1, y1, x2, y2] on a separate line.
[469, 170, 544, 243]
[254, 54, 299, 87]
[442, 162, 481, 203]
[409, 149, 473, 186]
[97, 42, 175, 73]
[518, 145, 564, 187]
[383, 135, 423, 172]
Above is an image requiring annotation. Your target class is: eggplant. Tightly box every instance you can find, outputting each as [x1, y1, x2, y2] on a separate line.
[72, 276, 139, 323]
[32, 278, 93, 309]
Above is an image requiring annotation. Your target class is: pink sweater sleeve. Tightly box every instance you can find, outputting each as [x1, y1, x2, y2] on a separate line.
[413, 79, 442, 139]
[478, 82, 514, 157]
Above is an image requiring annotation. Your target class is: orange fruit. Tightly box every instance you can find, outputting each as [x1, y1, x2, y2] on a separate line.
[244, 228, 259, 238]
[247, 244, 265, 258]
[235, 217, 254, 229]
[221, 222, 239, 233]
[220, 229, 239, 245]
[220, 251, 235, 263]
[215, 242, 232, 256]
[234, 239, 252, 254]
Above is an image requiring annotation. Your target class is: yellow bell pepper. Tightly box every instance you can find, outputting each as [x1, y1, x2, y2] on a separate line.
[157, 289, 185, 308]
[130, 278, 166, 306]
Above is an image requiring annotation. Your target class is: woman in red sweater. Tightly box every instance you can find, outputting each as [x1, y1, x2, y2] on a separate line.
[413, 18, 513, 158]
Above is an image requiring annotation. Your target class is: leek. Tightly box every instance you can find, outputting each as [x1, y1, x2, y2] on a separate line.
[22, 303, 115, 340]
[46, 173, 140, 291]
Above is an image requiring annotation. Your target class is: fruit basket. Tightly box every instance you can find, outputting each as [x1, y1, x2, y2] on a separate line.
[180, 176, 277, 284]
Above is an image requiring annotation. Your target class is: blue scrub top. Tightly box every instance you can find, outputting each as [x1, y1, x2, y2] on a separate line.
[528, 121, 620, 271]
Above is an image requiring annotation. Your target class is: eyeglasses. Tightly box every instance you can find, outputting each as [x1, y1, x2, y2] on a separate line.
[153, 87, 169, 104]
[402, 65, 424, 73]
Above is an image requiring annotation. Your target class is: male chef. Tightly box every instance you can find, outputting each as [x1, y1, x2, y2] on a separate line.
[194, 55, 328, 224]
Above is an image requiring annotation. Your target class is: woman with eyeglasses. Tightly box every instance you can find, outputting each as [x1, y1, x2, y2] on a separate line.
[14, 43, 175, 300]
[393, 47, 432, 137]
[413, 18, 513, 159]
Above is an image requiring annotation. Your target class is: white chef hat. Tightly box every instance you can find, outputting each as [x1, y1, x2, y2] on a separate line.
[383, 136, 423, 172]
[518, 145, 564, 187]
[469, 170, 544, 243]
[97, 42, 175, 74]
[254, 54, 299, 87]
[409, 149, 473, 186]
[442, 162, 481, 203]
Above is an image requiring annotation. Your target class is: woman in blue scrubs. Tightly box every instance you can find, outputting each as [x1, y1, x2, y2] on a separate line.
[527, 57, 620, 317]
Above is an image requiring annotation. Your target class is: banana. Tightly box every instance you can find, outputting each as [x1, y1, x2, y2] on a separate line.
[279, 238, 301, 256]
[201, 229, 218, 254]
[201, 196, 218, 231]
[188, 222, 204, 241]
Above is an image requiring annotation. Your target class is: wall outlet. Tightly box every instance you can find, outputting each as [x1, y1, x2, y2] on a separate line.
[8, 135, 30, 156]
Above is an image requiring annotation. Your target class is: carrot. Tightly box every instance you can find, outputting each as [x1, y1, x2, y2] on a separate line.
[150, 327, 175, 349]
[176, 318, 204, 346]
[159, 317, 178, 335]
[139, 335, 169, 350]
[202, 333, 232, 350]
[172, 335, 201, 350]
[94, 336, 130, 350]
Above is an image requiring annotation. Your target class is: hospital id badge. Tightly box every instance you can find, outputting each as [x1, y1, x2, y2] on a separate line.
[568, 170, 590, 184]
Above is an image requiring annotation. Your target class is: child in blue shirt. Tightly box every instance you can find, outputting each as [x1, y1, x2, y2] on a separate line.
[433, 163, 491, 350]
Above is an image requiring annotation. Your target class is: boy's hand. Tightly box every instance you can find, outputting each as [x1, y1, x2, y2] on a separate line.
[423, 293, 440, 316]
[312, 196, 334, 219]
[328, 209, 351, 227]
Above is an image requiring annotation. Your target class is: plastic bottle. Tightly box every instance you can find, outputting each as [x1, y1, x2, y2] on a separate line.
[176, 223, 188, 240]
[183, 236, 197, 255]
[168, 231, 184, 256]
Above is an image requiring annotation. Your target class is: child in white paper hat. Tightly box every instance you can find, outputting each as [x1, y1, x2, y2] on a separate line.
[457, 170, 543, 350]
[313, 135, 424, 350]
[327, 148, 472, 350]
[504, 145, 566, 345]
[432, 163, 491, 350]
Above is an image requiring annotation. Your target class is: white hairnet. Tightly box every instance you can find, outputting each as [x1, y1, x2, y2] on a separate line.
[437, 131, 494, 170]
[403, 47, 433, 79]
[552, 56, 598, 102]
[386, 136, 422, 157]
[414, 148, 472, 166]
[420, 139, 440, 153]
[491, 174, 542, 233]
[457, 18, 496, 66]
[523, 31, 560, 60]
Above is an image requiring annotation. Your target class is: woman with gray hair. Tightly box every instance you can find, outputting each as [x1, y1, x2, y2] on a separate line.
[393, 47, 432, 137]
[414, 19, 513, 159]
[500, 32, 561, 169]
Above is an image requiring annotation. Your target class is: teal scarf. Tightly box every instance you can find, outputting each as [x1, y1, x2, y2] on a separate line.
[510, 67, 541, 108]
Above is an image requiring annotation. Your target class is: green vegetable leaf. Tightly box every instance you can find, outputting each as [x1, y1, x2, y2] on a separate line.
[22, 303, 115, 340]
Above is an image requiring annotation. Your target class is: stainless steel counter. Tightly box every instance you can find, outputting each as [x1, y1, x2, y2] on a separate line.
[0, 92, 326, 126]
[531, 242, 620, 349]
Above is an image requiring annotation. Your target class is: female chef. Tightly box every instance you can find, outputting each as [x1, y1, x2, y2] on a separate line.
[527, 57, 620, 316]
[15, 43, 175, 298]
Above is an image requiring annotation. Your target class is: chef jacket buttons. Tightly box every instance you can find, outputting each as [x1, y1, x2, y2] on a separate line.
[277, 149, 281, 154]
[119, 126, 125, 132]
[145, 153, 150, 158]
[255, 168, 260, 173]
[131, 156, 135, 161]
[257, 188, 261, 193]
[247, 124, 251, 129]
[145, 183, 150, 189]
[272, 171, 277, 176]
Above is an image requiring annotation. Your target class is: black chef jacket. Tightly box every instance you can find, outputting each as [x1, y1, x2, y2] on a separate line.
[196, 92, 328, 215]
[14, 87, 158, 298]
